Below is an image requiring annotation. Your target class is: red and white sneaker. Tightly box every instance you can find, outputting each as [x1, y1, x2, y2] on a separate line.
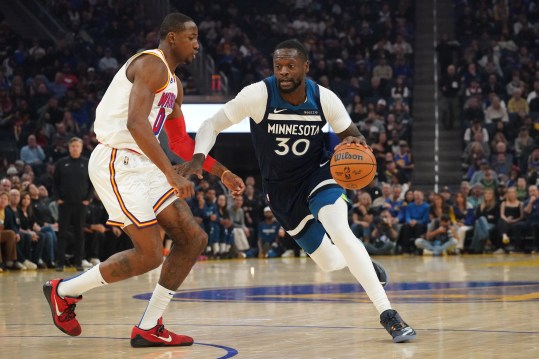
[130, 318, 194, 348]
[43, 279, 82, 336]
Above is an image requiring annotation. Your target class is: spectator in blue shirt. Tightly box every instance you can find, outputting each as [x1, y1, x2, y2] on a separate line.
[203, 189, 220, 258]
[248, 207, 281, 258]
[384, 184, 404, 218]
[397, 190, 429, 253]
[20, 135, 46, 176]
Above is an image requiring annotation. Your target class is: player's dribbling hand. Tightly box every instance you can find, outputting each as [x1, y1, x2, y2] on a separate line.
[334, 135, 372, 152]
[222, 171, 246, 198]
[167, 172, 194, 199]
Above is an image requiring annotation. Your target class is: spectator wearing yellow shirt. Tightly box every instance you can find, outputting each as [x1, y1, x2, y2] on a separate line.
[507, 88, 529, 115]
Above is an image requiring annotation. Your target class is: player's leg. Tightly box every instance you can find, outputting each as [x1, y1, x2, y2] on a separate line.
[288, 210, 346, 272]
[314, 195, 416, 342]
[296, 223, 388, 285]
[43, 223, 164, 336]
[271, 182, 387, 283]
[43, 145, 167, 336]
[313, 196, 390, 313]
[129, 199, 206, 348]
[60, 224, 164, 288]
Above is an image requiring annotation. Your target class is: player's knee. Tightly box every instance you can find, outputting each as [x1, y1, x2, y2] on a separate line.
[134, 242, 163, 271]
[189, 230, 208, 255]
[313, 253, 347, 272]
[144, 252, 164, 271]
[318, 259, 346, 272]
[171, 229, 207, 255]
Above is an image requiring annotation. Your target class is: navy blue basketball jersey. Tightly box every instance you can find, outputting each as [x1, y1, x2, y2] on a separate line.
[250, 76, 330, 186]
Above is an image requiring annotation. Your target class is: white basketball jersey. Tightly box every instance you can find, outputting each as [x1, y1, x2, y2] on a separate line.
[94, 49, 177, 153]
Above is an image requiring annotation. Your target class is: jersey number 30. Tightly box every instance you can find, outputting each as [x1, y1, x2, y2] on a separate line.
[274, 137, 310, 156]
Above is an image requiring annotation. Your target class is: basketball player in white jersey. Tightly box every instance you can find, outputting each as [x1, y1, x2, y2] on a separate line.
[43, 13, 245, 348]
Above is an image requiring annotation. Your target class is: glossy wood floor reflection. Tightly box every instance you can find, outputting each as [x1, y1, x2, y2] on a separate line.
[1, 254, 539, 359]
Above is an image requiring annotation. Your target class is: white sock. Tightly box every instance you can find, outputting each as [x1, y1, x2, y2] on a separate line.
[318, 198, 392, 314]
[309, 234, 347, 272]
[212, 242, 220, 254]
[138, 283, 175, 330]
[219, 242, 227, 254]
[57, 264, 108, 297]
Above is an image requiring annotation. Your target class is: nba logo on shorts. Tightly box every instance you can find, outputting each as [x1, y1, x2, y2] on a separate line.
[123, 156, 129, 166]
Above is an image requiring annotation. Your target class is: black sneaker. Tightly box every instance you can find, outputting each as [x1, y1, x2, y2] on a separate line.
[380, 309, 417, 343]
[372, 259, 389, 288]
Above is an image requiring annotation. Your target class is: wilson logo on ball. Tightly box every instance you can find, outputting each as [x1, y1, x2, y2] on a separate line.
[334, 153, 364, 162]
[330, 146, 376, 190]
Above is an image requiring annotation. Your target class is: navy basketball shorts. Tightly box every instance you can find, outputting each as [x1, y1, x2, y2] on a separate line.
[264, 164, 347, 254]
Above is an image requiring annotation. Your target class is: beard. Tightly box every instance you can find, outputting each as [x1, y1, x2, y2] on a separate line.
[277, 78, 302, 93]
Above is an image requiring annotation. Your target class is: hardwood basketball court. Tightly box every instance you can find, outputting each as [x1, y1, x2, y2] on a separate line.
[1, 255, 538, 358]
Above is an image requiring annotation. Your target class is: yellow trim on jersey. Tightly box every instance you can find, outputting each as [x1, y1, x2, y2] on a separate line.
[154, 80, 169, 94]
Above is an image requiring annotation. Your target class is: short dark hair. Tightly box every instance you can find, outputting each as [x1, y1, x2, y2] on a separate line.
[440, 214, 451, 222]
[274, 39, 308, 61]
[159, 13, 194, 39]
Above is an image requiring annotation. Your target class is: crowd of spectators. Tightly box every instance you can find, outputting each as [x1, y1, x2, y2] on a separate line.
[181, 0, 417, 183]
[0, 0, 429, 271]
[423, 0, 539, 256]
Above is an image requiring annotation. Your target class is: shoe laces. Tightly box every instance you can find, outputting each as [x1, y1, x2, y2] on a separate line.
[383, 312, 406, 332]
[59, 304, 77, 322]
[156, 323, 169, 336]
[389, 318, 406, 332]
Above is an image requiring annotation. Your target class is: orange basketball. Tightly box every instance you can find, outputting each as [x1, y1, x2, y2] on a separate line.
[330, 146, 377, 190]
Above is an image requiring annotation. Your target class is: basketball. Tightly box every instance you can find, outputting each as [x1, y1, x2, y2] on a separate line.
[330, 146, 377, 190]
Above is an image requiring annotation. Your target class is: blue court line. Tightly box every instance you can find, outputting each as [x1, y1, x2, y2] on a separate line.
[4, 324, 539, 336]
[0, 335, 238, 359]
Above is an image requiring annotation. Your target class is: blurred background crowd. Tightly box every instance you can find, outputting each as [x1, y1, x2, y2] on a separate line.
[0, 0, 538, 272]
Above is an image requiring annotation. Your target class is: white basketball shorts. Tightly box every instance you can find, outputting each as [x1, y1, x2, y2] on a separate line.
[89, 144, 176, 228]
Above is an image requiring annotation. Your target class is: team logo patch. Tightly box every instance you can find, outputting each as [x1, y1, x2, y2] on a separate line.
[123, 156, 129, 166]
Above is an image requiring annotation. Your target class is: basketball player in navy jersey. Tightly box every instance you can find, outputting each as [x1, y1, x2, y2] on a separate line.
[42, 13, 245, 347]
[184, 40, 416, 342]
